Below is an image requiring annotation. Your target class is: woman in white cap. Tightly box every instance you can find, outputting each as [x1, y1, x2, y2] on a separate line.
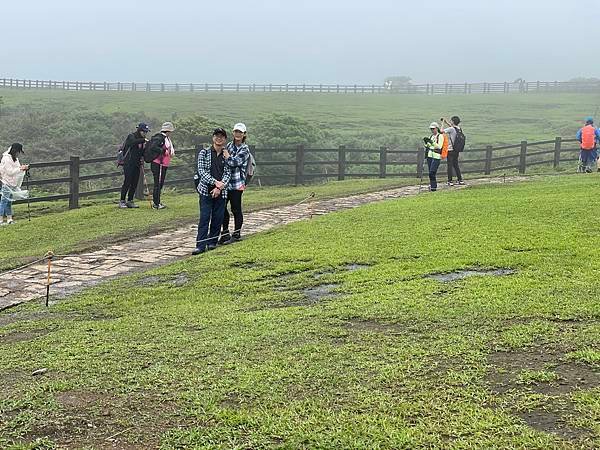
[0, 143, 29, 225]
[151, 122, 175, 209]
[423, 122, 445, 192]
[219, 123, 251, 244]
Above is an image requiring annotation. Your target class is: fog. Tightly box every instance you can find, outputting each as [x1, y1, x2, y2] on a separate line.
[2, 0, 598, 84]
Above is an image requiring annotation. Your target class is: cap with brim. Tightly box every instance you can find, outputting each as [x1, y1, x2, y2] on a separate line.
[233, 122, 247, 133]
[137, 122, 150, 132]
[213, 127, 228, 137]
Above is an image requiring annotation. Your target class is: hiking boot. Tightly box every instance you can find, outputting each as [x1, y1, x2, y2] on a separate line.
[118, 201, 128, 209]
[219, 231, 231, 245]
[125, 201, 139, 209]
[192, 247, 206, 255]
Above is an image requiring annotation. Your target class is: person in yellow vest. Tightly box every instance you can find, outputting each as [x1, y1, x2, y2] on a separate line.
[423, 122, 445, 191]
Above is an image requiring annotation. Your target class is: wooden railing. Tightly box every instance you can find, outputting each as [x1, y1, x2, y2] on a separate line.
[13, 137, 582, 209]
[2, 78, 600, 95]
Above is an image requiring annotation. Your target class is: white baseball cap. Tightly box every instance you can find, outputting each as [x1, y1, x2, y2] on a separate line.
[233, 123, 247, 133]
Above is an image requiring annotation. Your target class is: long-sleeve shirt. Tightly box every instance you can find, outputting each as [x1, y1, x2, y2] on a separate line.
[196, 146, 231, 198]
[225, 142, 250, 191]
[426, 133, 444, 160]
[122, 132, 146, 167]
[153, 133, 175, 166]
[0, 151, 24, 187]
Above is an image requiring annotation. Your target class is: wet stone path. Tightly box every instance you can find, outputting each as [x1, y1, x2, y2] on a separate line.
[0, 177, 521, 310]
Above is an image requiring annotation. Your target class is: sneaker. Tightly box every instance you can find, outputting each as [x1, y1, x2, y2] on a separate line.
[151, 203, 165, 210]
[429, 188, 437, 192]
[118, 201, 128, 209]
[6, 220, 14, 225]
[457, 180, 466, 185]
[447, 181, 454, 186]
[226, 234, 241, 244]
[219, 232, 231, 245]
[207, 244, 217, 251]
[192, 247, 206, 255]
[125, 201, 139, 209]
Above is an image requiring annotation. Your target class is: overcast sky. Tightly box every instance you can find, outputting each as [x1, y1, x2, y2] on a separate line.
[2, 0, 598, 84]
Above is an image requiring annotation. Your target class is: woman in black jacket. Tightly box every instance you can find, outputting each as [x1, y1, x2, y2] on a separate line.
[119, 123, 149, 208]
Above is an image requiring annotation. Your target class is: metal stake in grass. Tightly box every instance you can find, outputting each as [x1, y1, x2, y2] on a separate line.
[25, 169, 31, 222]
[44, 251, 54, 307]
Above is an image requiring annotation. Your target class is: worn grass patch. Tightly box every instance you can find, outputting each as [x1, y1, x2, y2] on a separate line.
[1, 175, 600, 448]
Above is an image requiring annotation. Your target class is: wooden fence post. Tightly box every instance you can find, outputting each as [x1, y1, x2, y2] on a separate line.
[379, 146, 387, 178]
[295, 145, 305, 185]
[519, 141, 527, 174]
[553, 137, 562, 168]
[338, 145, 346, 181]
[416, 147, 424, 178]
[69, 156, 80, 209]
[484, 145, 493, 174]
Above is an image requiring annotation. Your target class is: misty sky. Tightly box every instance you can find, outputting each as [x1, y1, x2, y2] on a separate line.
[3, 0, 598, 84]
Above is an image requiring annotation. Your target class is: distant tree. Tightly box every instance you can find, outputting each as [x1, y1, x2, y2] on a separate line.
[384, 76, 412, 89]
[568, 77, 600, 83]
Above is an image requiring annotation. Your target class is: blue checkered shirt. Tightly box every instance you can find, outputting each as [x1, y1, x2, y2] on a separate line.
[196, 147, 231, 198]
[225, 142, 250, 191]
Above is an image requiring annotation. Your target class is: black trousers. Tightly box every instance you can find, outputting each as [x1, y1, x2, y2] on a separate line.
[120, 163, 141, 202]
[447, 151, 463, 182]
[222, 190, 244, 237]
[151, 163, 168, 205]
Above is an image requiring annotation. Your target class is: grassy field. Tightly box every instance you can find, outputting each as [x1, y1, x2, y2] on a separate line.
[1, 175, 599, 448]
[0, 178, 416, 271]
[1, 89, 599, 150]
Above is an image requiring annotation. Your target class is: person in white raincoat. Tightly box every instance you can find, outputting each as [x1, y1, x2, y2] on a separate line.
[0, 143, 29, 225]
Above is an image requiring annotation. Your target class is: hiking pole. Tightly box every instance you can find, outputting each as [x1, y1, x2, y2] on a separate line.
[44, 251, 54, 307]
[25, 169, 31, 222]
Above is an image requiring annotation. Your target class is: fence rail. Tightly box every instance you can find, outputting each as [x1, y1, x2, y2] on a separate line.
[12, 137, 582, 209]
[2, 78, 600, 95]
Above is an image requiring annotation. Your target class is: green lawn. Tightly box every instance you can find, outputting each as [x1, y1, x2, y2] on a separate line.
[0, 178, 416, 271]
[1, 175, 599, 448]
[2, 89, 599, 149]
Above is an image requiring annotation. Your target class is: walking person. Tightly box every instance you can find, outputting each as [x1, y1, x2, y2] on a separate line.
[576, 117, 600, 173]
[219, 123, 251, 245]
[192, 128, 232, 255]
[151, 122, 175, 209]
[441, 116, 465, 186]
[0, 143, 29, 225]
[118, 123, 150, 208]
[423, 122, 445, 192]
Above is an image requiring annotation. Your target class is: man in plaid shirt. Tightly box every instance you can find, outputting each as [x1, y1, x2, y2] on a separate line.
[192, 128, 232, 255]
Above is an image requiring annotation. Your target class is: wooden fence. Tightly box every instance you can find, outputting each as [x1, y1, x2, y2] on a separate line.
[2, 78, 600, 95]
[13, 137, 582, 209]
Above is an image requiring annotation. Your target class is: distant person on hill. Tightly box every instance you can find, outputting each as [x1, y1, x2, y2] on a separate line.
[151, 122, 176, 209]
[0, 143, 29, 225]
[441, 116, 465, 186]
[118, 123, 150, 208]
[576, 117, 600, 173]
[219, 123, 251, 245]
[423, 122, 445, 192]
[192, 128, 231, 255]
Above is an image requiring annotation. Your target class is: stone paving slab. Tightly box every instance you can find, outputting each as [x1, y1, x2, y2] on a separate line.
[0, 177, 525, 310]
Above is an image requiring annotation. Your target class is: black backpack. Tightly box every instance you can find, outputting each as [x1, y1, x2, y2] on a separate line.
[452, 127, 466, 152]
[143, 133, 166, 163]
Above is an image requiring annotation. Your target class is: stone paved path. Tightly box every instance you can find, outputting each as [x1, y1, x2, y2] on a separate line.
[0, 177, 522, 310]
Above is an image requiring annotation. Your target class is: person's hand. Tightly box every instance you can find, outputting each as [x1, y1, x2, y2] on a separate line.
[20, 164, 29, 171]
[223, 149, 230, 159]
[211, 187, 221, 198]
[215, 180, 225, 190]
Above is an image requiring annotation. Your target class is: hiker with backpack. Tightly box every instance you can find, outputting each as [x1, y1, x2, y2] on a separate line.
[118, 123, 150, 208]
[192, 128, 232, 255]
[576, 117, 600, 173]
[145, 122, 175, 209]
[423, 122, 446, 192]
[219, 123, 251, 245]
[441, 116, 466, 186]
[0, 143, 29, 225]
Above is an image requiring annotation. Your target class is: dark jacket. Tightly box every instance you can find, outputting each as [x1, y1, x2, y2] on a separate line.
[123, 131, 146, 166]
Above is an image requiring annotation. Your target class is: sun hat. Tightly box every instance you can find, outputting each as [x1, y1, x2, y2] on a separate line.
[160, 122, 175, 132]
[429, 122, 440, 129]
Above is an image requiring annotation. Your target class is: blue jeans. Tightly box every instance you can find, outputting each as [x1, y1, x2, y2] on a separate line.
[580, 150, 595, 171]
[0, 185, 13, 217]
[196, 194, 226, 250]
[427, 157, 441, 191]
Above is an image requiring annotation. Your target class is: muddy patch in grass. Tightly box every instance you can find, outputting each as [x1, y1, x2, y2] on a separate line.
[486, 348, 599, 441]
[0, 329, 50, 344]
[428, 268, 515, 283]
[138, 273, 191, 287]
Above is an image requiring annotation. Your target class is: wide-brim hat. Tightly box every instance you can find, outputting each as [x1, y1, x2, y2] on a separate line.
[160, 122, 175, 132]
